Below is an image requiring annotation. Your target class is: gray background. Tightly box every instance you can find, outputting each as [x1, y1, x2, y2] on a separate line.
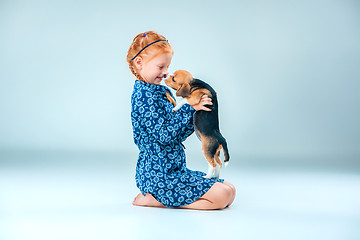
[1, 1, 360, 240]
[1, 0, 359, 168]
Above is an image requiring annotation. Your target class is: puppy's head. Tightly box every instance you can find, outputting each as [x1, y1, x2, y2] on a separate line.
[164, 70, 193, 97]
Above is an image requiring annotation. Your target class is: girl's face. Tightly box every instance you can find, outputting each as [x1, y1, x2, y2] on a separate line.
[135, 51, 173, 85]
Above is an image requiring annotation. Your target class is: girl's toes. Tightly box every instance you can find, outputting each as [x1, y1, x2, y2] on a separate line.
[133, 193, 147, 206]
[133, 193, 141, 205]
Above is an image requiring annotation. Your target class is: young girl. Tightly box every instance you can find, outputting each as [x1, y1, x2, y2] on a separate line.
[127, 31, 236, 210]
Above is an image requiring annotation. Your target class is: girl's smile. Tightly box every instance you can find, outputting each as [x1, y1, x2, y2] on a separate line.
[134, 52, 173, 85]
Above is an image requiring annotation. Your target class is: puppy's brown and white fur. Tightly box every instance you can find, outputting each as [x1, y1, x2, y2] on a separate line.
[165, 70, 229, 178]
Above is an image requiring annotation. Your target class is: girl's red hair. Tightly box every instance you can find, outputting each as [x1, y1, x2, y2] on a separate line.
[127, 31, 173, 82]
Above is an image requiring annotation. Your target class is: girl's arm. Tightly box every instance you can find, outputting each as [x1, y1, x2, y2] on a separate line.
[133, 91, 195, 145]
[152, 102, 195, 145]
[133, 91, 213, 145]
[153, 94, 213, 144]
[177, 104, 196, 142]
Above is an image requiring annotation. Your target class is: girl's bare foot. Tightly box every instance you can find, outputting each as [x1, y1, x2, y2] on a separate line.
[132, 193, 164, 208]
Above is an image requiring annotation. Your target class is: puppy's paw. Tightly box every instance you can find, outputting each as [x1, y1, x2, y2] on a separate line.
[172, 99, 188, 112]
[213, 165, 221, 179]
[204, 164, 216, 179]
[172, 107, 180, 112]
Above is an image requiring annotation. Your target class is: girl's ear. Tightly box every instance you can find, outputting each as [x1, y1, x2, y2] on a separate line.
[133, 56, 143, 70]
[176, 83, 191, 97]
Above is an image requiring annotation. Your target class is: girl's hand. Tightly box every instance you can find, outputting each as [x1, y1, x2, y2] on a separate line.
[192, 95, 213, 111]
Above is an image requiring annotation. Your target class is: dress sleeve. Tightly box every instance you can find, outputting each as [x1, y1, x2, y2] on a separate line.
[135, 90, 196, 145]
[177, 104, 196, 142]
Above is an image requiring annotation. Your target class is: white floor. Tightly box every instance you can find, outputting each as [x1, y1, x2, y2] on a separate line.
[1, 151, 359, 240]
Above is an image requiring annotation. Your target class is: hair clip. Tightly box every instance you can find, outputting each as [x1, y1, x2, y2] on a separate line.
[143, 33, 147, 37]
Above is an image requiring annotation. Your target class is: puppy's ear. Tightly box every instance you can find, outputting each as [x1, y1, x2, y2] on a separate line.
[176, 83, 191, 97]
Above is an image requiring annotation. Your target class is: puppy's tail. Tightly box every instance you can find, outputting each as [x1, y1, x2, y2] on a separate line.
[222, 141, 230, 167]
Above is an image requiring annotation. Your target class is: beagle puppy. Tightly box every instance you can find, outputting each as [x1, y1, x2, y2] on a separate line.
[164, 70, 230, 179]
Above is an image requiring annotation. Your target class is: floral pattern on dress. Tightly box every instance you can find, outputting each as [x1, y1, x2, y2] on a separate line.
[131, 80, 223, 207]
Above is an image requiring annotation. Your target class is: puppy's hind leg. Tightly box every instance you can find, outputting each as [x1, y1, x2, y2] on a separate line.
[204, 162, 216, 179]
[214, 146, 223, 167]
[203, 149, 217, 179]
[213, 147, 222, 179]
[202, 137, 218, 179]
[213, 165, 221, 179]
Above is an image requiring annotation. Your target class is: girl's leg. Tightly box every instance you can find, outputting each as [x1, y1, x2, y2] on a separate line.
[133, 193, 164, 208]
[133, 181, 236, 210]
[181, 182, 233, 210]
[223, 181, 236, 207]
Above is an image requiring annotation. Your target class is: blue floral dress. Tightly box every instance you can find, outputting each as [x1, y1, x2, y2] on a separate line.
[131, 80, 223, 207]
